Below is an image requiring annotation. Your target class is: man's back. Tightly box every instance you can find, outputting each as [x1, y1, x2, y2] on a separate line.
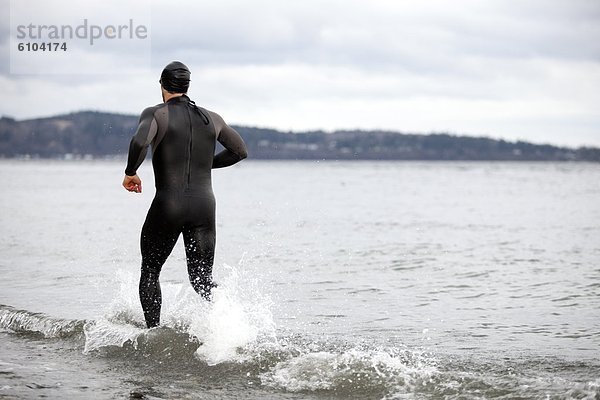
[149, 96, 217, 193]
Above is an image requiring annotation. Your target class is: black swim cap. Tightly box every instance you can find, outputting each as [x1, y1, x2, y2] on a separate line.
[160, 61, 190, 93]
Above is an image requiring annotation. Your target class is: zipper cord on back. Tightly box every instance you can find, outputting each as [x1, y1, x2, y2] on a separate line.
[187, 99, 210, 125]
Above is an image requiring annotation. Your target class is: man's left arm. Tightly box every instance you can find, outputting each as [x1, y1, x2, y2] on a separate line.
[209, 111, 248, 169]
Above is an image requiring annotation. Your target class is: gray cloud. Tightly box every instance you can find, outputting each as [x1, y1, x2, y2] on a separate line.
[0, 0, 599, 147]
[148, 0, 600, 68]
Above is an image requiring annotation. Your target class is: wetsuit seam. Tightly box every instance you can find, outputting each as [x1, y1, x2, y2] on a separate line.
[203, 108, 217, 139]
[151, 107, 169, 151]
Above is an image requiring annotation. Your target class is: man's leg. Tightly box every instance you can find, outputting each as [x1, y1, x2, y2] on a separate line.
[182, 226, 216, 300]
[139, 218, 179, 328]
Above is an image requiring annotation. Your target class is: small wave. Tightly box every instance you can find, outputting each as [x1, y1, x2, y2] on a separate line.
[0, 304, 85, 338]
[257, 342, 437, 396]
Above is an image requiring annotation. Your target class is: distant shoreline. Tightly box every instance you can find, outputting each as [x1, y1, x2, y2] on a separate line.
[1, 112, 599, 162]
[3, 157, 599, 166]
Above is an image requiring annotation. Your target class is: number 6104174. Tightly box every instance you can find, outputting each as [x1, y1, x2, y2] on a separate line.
[17, 42, 67, 51]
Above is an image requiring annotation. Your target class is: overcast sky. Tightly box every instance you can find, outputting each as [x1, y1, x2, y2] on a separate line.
[1, 0, 599, 147]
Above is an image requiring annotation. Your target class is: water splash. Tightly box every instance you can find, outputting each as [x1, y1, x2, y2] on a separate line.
[191, 263, 277, 365]
[82, 264, 276, 365]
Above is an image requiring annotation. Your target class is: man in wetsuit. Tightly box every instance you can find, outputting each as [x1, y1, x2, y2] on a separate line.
[122, 61, 248, 328]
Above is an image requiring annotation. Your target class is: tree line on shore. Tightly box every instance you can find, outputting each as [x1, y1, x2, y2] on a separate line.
[1, 111, 598, 161]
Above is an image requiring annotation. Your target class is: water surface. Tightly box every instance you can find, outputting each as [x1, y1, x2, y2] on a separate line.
[0, 160, 598, 399]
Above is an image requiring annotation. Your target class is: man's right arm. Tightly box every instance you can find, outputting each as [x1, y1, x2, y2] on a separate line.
[124, 107, 158, 176]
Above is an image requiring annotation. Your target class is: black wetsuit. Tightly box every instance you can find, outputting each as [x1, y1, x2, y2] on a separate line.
[125, 94, 247, 328]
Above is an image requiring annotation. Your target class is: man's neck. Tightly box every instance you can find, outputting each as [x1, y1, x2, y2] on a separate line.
[163, 92, 186, 102]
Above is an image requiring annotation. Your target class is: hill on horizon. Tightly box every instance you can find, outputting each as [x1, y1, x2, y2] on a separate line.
[0, 110, 598, 161]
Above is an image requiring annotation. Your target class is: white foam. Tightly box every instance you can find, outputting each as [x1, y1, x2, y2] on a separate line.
[83, 264, 276, 363]
[260, 347, 437, 394]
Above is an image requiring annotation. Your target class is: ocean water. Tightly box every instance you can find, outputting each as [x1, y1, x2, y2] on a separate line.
[0, 159, 599, 399]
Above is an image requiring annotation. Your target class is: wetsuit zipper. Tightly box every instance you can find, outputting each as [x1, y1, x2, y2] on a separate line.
[186, 106, 193, 187]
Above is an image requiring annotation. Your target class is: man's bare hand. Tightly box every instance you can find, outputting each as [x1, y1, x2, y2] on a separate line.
[123, 174, 142, 193]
